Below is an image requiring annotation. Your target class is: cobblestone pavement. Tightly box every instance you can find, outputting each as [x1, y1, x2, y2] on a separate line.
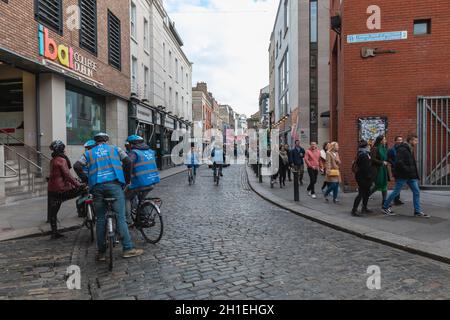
[1, 165, 450, 300]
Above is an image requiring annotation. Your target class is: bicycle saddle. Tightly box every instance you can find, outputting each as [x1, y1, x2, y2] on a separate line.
[103, 198, 117, 203]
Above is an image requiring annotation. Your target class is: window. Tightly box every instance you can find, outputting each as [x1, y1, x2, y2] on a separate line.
[131, 56, 137, 92]
[144, 66, 149, 99]
[169, 51, 172, 75]
[66, 86, 106, 145]
[181, 66, 184, 86]
[35, 0, 63, 34]
[414, 19, 431, 35]
[108, 10, 121, 70]
[163, 82, 166, 104]
[186, 73, 189, 87]
[130, 2, 137, 39]
[310, 0, 318, 43]
[79, 0, 97, 55]
[182, 96, 184, 114]
[144, 18, 149, 50]
[169, 87, 172, 108]
[278, 50, 289, 117]
[310, 55, 317, 68]
[163, 43, 166, 70]
[175, 58, 179, 81]
[284, 0, 289, 33]
[176, 92, 179, 113]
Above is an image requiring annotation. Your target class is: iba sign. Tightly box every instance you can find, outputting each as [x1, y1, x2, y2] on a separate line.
[38, 24, 97, 79]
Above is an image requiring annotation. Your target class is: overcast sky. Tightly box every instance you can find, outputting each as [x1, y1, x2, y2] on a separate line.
[165, 0, 279, 117]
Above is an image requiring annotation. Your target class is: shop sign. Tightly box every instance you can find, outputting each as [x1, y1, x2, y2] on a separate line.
[165, 117, 175, 130]
[136, 105, 153, 124]
[347, 31, 407, 44]
[38, 24, 98, 79]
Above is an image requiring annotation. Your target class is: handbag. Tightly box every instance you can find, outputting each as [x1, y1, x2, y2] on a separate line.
[328, 169, 340, 177]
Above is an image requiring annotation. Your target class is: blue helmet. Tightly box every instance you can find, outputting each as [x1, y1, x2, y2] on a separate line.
[84, 140, 96, 148]
[127, 135, 144, 144]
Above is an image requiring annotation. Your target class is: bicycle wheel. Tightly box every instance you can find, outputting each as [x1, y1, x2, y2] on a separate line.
[108, 235, 114, 271]
[86, 204, 95, 243]
[138, 201, 163, 244]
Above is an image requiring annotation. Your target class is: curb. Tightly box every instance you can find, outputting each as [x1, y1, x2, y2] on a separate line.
[245, 166, 450, 265]
[0, 167, 188, 242]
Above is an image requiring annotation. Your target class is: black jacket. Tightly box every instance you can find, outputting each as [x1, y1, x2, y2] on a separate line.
[355, 150, 373, 186]
[289, 147, 306, 166]
[394, 143, 419, 180]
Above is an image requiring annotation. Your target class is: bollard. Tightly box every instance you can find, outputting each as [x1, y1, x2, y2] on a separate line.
[293, 170, 300, 202]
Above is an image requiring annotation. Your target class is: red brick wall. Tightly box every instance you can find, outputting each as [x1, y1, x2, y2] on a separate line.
[0, 0, 130, 99]
[331, 0, 450, 188]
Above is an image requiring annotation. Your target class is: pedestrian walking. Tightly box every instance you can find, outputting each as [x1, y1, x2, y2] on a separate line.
[284, 144, 292, 181]
[323, 142, 341, 203]
[387, 136, 405, 205]
[289, 140, 306, 185]
[351, 140, 373, 217]
[278, 145, 289, 188]
[47, 140, 85, 239]
[305, 142, 320, 198]
[369, 135, 390, 206]
[382, 134, 430, 218]
[320, 142, 330, 192]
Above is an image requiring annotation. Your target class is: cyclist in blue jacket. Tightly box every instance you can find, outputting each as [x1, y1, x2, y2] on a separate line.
[74, 132, 143, 261]
[124, 135, 160, 224]
[185, 145, 201, 177]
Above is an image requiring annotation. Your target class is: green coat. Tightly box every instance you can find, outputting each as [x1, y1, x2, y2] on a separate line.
[375, 145, 388, 192]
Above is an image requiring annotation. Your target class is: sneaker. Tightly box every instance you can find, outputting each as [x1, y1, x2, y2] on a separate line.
[324, 194, 329, 202]
[96, 252, 106, 262]
[381, 207, 396, 216]
[311, 194, 317, 199]
[123, 248, 144, 259]
[414, 212, 431, 219]
[333, 199, 340, 204]
[308, 191, 312, 196]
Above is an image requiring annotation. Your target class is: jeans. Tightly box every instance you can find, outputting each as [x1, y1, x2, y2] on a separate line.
[324, 182, 339, 200]
[383, 179, 422, 213]
[125, 188, 151, 223]
[187, 164, 199, 176]
[307, 168, 319, 194]
[92, 182, 134, 252]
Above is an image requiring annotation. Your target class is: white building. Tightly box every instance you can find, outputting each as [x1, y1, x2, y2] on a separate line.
[129, 0, 193, 169]
[270, 0, 329, 147]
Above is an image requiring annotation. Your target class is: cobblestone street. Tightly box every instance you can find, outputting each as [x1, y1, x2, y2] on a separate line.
[1, 165, 450, 300]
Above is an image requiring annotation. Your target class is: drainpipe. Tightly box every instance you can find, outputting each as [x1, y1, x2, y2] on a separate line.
[35, 74, 41, 154]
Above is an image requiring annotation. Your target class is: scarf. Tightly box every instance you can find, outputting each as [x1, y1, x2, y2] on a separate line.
[52, 152, 72, 169]
[279, 150, 289, 165]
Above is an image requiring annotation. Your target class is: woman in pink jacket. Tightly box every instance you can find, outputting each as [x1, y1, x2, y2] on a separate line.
[304, 142, 321, 199]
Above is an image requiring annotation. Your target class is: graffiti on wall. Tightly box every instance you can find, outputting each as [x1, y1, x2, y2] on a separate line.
[358, 117, 388, 142]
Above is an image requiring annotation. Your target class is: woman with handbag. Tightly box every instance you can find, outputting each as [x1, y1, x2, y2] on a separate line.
[278, 145, 289, 188]
[47, 140, 85, 239]
[323, 141, 342, 203]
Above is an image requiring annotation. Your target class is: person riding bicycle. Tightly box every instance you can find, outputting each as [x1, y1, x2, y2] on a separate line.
[211, 143, 224, 180]
[125, 135, 160, 225]
[185, 145, 200, 177]
[74, 132, 143, 261]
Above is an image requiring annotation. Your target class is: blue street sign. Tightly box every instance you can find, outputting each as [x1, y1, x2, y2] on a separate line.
[347, 31, 408, 44]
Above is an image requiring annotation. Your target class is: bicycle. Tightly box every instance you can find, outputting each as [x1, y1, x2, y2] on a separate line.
[213, 163, 221, 186]
[104, 198, 120, 271]
[187, 166, 196, 185]
[129, 187, 164, 244]
[76, 190, 96, 243]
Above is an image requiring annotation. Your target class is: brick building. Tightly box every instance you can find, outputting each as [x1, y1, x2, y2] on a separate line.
[192, 82, 214, 144]
[330, 0, 450, 189]
[0, 0, 130, 160]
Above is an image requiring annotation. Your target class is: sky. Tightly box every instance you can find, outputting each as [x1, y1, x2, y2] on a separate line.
[165, 0, 279, 117]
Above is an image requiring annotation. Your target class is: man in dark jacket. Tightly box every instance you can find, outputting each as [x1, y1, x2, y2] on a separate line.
[289, 140, 306, 185]
[387, 136, 404, 205]
[382, 135, 430, 218]
[351, 140, 373, 217]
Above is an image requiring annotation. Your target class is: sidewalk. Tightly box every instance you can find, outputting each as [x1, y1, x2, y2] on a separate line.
[246, 165, 450, 263]
[0, 166, 187, 242]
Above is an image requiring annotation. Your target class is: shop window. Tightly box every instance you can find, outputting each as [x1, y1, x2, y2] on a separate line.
[35, 0, 63, 34]
[80, 0, 98, 55]
[414, 19, 431, 35]
[66, 87, 106, 145]
[108, 10, 122, 70]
